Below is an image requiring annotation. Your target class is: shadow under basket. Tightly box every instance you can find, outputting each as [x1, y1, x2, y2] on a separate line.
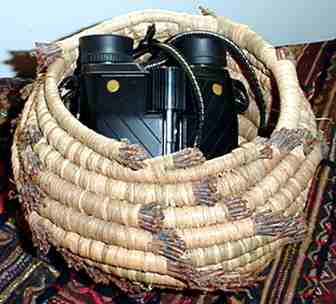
[12, 9, 323, 292]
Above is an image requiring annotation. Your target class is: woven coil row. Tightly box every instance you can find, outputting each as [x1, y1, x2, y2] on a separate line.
[12, 10, 322, 291]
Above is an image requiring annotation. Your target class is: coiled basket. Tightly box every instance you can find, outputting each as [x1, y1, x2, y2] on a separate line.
[12, 9, 323, 291]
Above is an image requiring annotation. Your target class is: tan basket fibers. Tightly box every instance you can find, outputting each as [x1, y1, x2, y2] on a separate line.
[11, 9, 322, 291]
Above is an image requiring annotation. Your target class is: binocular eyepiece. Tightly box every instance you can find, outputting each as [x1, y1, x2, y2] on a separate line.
[79, 34, 134, 64]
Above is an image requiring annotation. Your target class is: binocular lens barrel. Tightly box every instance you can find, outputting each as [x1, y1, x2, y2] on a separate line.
[79, 34, 134, 64]
[171, 34, 227, 66]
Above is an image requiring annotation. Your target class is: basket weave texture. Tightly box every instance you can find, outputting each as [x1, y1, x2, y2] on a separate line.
[12, 9, 323, 291]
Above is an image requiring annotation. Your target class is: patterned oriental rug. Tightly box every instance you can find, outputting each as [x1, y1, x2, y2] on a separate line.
[0, 39, 335, 304]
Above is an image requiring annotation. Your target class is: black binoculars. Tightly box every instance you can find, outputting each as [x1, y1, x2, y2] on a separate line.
[77, 29, 251, 159]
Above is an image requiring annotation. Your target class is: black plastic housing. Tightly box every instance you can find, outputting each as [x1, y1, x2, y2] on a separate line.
[186, 65, 238, 159]
[168, 33, 238, 158]
[78, 33, 239, 159]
